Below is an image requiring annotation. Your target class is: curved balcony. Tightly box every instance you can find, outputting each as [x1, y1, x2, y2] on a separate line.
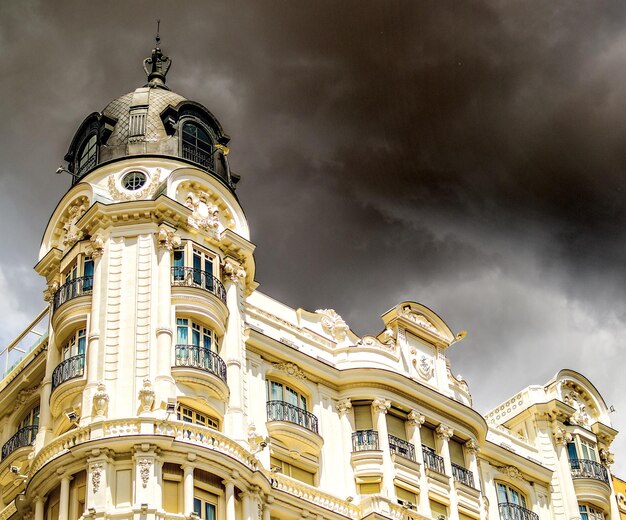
[267, 401, 318, 433]
[171, 267, 226, 304]
[266, 400, 323, 455]
[352, 430, 379, 451]
[422, 445, 446, 474]
[1, 426, 38, 460]
[498, 503, 538, 520]
[452, 463, 475, 488]
[569, 458, 609, 484]
[388, 434, 416, 462]
[53, 276, 93, 311]
[174, 345, 227, 382]
[51, 354, 85, 393]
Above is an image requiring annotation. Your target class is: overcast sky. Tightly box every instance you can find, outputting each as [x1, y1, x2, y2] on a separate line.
[1, 1, 625, 474]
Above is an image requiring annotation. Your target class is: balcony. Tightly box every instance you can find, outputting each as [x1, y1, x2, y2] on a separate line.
[452, 463, 475, 488]
[1, 425, 38, 459]
[53, 276, 93, 311]
[569, 459, 609, 484]
[174, 345, 227, 382]
[498, 503, 539, 520]
[171, 267, 226, 304]
[267, 400, 318, 434]
[422, 445, 445, 474]
[353, 430, 379, 451]
[51, 354, 85, 393]
[266, 400, 323, 455]
[388, 435, 416, 462]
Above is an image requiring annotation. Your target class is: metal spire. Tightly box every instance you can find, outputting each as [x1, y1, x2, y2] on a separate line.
[143, 19, 171, 89]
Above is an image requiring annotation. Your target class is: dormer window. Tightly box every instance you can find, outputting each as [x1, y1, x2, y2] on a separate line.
[182, 122, 213, 170]
[76, 134, 97, 176]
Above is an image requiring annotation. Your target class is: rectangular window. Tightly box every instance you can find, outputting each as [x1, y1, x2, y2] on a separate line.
[194, 488, 217, 520]
[580, 439, 597, 462]
[449, 439, 465, 466]
[387, 414, 407, 440]
[430, 500, 448, 520]
[359, 482, 381, 495]
[395, 485, 417, 505]
[421, 425, 436, 449]
[270, 456, 315, 485]
[353, 405, 373, 430]
[177, 405, 219, 429]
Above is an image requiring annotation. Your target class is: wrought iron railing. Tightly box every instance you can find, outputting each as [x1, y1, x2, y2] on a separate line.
[388, 434, 416, 461]
[498, 503, 539, 520]
[171, 267, 226, 304]
[53, 276, 93, 310]
[352, 429, 379, 451]
[174, 345, 227, 382]
[266, 400, 319, 434]
[452, 463, 475, 487]
[182, 142, 214, 171]
[422, 445, 446, 474]
[51, 354, 85, 393]
[1, 425, 38, 459]
[569, 458, 609, 484]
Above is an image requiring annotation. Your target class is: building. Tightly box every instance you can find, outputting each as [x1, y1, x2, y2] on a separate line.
[0, 40, 620, 520]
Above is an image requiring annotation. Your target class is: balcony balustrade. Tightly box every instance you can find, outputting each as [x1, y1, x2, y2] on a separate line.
[452, 463, 475, 487]
[569, 458, 609, 484]
[388, 434, 416, 461]
[422, 445, 446, 474]
[352, 429, 379, 451]
[1, 425, 38, 459]
[53, 276, 93, 311]
[174, 344, 227, 382]
[51, 354, 85, 393]
[171, 267, 226, 304]
[266, 400, 319, 434]
[498, 503, 539, 520]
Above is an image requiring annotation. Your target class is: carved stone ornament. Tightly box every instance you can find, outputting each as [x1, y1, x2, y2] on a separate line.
[107, 169, 160, 201]
[400, 306, 441, 336]
[371, 398, 391, 414]
[446, 358, 470, 393]
[87, 233, 105, 258]
[465, 439, 480, 454]
[482, 496, 490, 520]
[380, 327, 396, 344]
[272, 361, 307, 381]
[414, 354, 435, 380]
[138, 378, 155, 413]
[93, 382, 109, 417]
[43, 280, 59, 302]
[563, 390, 591, 427]
[62, 202, 88, 249]
[336, 398, 352, 416]
[316, 309, 350, 342]
[500, 465, 524, 480]
[223, 257, 246, 284]
[247, 424, 265, 452]
[552, 426, 573, 446]
[599, 447, 615, 466]
[407, 409, 425, 427]
[156, 226, 181, 251]
[185, 190, 220, 231]
[138, 459, 152, 488]
[436, 423, 454, 440]
[355, 335, 395, 351]
[91, 463, 103, 494]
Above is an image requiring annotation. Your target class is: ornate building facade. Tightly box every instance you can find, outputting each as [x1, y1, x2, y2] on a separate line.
[0, 42, 620, 520]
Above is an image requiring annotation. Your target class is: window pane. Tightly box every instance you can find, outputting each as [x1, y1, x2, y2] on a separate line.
[285, 386, 298, 406]
[206, 503, 216, 520]
[193, 498, 201, 516]
[497, 483, 508, 503]
[177, 323, 188, 345]
[270, 381, 283, 401]
[567, 442, 578, 460]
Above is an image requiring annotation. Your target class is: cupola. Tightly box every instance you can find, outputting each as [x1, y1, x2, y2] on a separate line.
[63, 37, 238, 191]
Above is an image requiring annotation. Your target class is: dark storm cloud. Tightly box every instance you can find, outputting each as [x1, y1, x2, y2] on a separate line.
[1, 0, 625, 469]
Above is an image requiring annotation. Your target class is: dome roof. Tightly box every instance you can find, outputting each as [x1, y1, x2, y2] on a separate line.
[63, 41, 237, 191]
[102, 87, 187, 146]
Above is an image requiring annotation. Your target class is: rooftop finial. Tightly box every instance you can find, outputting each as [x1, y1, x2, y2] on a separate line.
[143, 20, 171, 89]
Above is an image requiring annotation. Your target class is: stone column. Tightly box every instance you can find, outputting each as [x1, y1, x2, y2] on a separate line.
[408, 410, 430, 516]
[155, 226, 178, 407]
[36, 323, 60, 449]
[436, 424, 458, 520]
[337, 398, 357, 496]
[552, 425, 580, 520]
[263, 496, 274, 520]
[372, 398, 393, 499]
[182, 464, 195, 516]
[34, 496, 45, 520]
[241, 491, 252, 520]
[223, 478, 236, 520]
[222, 258, 247, 441]
[58, 473, 72, 520]
[86, 234, 105, 386]
[465, 440, 480, 488]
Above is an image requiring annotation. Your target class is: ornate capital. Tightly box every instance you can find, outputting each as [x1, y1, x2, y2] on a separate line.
[599, 447, 615, 466]
[465, 439, 480, 454]
[87, 233, 105, 258]
[223, 257, 246, 283]
[156, 225, 181, 251]
[371, 398, 391, 414]
[43, 280, 59, 302]
[552, 426, 573, 446]
[407, 409, 425, 427]
[336, 398, 352, 416]
[436, 423, 454, 441]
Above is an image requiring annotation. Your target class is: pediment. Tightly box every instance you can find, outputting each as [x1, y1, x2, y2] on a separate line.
[381, 301, 456, 348]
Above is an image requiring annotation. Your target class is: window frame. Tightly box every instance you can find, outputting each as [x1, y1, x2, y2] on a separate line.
[579, 504, 606, 520]
[266, 379, 308, 411]
[181, 119, 215, 171]
[567, 435, 599, 462]
[76, 133, 98, 176]
[173, 241, 219, 282]
[496, 482, 528, 507]
[176, 318, 219, 352]
[61, 328, 87, 361]
[176, 403, 220, 430]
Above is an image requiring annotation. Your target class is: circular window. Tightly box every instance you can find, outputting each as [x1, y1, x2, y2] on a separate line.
[122, 171, 147, 191]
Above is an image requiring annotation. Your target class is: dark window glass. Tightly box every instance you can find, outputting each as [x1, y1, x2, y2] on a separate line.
[182, 122, 213, 169]
[77, 135, 97, 175]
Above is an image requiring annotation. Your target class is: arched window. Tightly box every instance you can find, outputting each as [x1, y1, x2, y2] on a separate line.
[497, 482, 533, 520]
[579, 504, 606, 520]
[76, 134, 97, 176]
[182, 122, 213, 169]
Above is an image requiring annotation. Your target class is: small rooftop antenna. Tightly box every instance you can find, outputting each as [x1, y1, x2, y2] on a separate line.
[155, 19, 161, 47]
